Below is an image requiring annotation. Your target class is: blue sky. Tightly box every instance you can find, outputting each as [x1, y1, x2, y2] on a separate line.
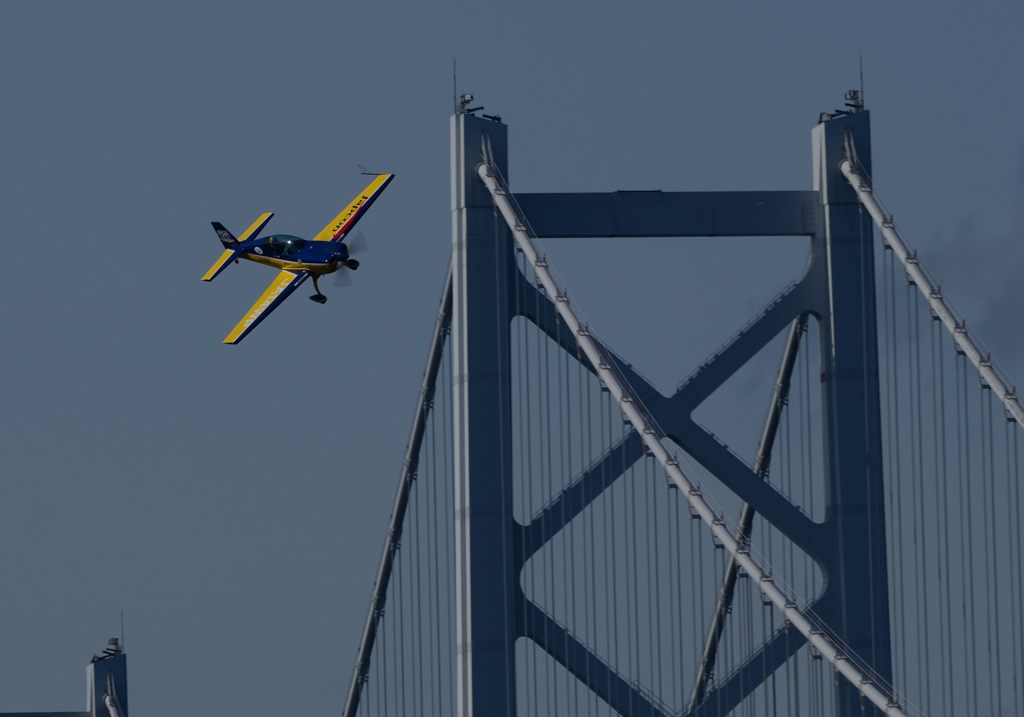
[0, 1, 1021, 714]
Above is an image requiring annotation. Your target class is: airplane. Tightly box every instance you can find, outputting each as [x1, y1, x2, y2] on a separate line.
[202, 172, 394, 344]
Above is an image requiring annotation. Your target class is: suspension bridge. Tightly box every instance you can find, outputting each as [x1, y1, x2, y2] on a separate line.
[337, 91, 1024, 717]
[4, 92, 1019, 717]
[13, 92, 1015, 717]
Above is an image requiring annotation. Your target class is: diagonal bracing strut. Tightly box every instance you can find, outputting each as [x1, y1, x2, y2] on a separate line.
[478, 146, 914, 717]
[687, 315, 805, 711]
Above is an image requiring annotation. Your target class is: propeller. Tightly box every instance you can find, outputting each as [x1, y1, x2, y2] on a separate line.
[346, 231, 369, 256]
[332, 231, 368, 287]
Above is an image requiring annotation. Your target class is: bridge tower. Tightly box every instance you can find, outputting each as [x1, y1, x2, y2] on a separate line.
[446, 99, 891, 715]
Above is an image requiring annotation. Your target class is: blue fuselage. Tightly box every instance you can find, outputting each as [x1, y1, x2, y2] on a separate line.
[237, 234, 349, 274]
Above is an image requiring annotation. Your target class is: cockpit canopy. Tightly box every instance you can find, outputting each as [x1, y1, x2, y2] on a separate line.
[264, 234, 307, 257]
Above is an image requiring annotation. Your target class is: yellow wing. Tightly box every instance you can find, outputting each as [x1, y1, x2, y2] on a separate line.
[223, 270, 308, 345]
[312, 173, 395, 243]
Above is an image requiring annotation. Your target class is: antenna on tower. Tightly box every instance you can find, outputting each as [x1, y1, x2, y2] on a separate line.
[842, 56, 865, 115]
[452, 58, 457, 114]
[859, 54, 865, 107]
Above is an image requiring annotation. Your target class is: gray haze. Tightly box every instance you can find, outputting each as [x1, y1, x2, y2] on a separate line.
[1, 1, 1022, 714]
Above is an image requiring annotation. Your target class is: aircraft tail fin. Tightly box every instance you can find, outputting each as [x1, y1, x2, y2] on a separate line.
[212, 222, 237, 248]
[211, 212, 273, 248]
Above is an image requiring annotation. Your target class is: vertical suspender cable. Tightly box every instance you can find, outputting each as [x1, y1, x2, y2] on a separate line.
[417, 435, 428, 716]
[605, 390, 621, 702]
[905, 283, 918, 701]
[750, 571, 759, 716]
[1013, 421, 1023, 709]
[906, 280, 920, 701]
[628, 440, 640, 708]
[381, 598, 390, 717]
[958, 352, 982, 714]
[980, 385, 995, 709]
[954, 351, 970, 716]
[343, 269, 451, 717]
[412, 483, 423, 712]
[582, 350, 598, 713]
[555, 310, 568, 713]
[442, 340, 456, 712]
[765, 431, 777, 717]
[802, 325, 814, 609]
[431, 393, 444, 716]
[559, 326, 576, 715]
[528, 290, 544, 717]
[374, 621, 381, 716]
[801, 335, 816, 714]
[881, 247, 900, 697]
[652, 461, 665, 705]
[911, 288, 931, 709]
[890, 257, 906, 696]
[642, 456, 652, 699]
[510, 258, 522, 710]
[1009, 412, 1023, 711]
[985, 386, 1003, 714]
[932, 315, 954, 717]
[648, 456, 662, 701]
[396, 537, 406, 714]
[532, 274, 548, 712]
[537, 279, 556, 716]
[669, 479, 681, 711]
[782, 399, 796, 712]
[800, 333, 811, 604]
[491, 209, 515, 713]
[965, 357, 982, 714]
[981, 383, 995, 709]
[522, 258, 540, 716]
[715, 532, 727, 715]
[692, 505, 703, 703]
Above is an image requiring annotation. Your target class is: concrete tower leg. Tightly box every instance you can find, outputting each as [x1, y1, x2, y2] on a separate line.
[813, 110, 894, 716]
[450, 111, 518, 717]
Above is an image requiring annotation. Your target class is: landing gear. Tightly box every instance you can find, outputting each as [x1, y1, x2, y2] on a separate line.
[309, 274, 327, 304]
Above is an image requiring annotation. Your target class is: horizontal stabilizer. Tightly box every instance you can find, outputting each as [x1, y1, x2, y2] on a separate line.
[237, 212, 274, 243]
[202, 248, 238, 282]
